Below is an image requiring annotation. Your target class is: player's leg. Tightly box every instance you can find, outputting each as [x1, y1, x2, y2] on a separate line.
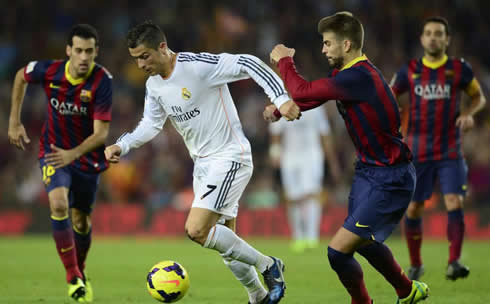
[186, 159, 285, 303]
[439, 159, 469, 280]
[49, 188, 85, 282]
[71, 208, 93, 302]
[281, 164, 307, 252]
[302, 160, 324, 249]
[328, 227, 373, 304]
[404, 201, 425, 279]
[69, 170, 100, 303]
[404, 162, 435, 280]
[222, 218, 268, 304]
[40, 159, 86, 302]
[354, 163, 427, 303]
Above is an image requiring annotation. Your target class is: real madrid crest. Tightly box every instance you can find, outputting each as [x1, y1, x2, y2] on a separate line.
[182, 88, 191, 100]
[80, 89, 92, 103]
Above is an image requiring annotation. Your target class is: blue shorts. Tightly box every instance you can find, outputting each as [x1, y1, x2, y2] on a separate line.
[412, 159, 468, 202]
[39, 157, 100, 214]
[343, 161, 416, 243]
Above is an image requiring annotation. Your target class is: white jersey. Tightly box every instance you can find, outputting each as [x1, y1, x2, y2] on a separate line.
[269, 106, 330, 164]
[116, 52, 290, 166]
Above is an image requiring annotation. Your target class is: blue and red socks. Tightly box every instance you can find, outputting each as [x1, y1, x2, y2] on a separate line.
[357, 242, 412, 298]
[51, 215, 83, 282]
[327, 247, 371, 304]
[73, 227, 92, 276]
[405, 217, 423, 267]
[447, 209, 464, 264]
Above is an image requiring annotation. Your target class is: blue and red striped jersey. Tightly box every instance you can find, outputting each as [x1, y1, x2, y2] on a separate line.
[391, 56, 475, 162]
[24, 59, 112, 173]
[277, 55, 411, 166]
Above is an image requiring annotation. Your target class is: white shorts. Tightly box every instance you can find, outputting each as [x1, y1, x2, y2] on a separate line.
[281, 159, 324, 200]
[192, 158, 253, 219]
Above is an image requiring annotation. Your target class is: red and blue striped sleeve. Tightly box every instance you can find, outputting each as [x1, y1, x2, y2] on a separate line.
[93, 72, 112, 121]
[459, 59, 474, 89]
[390, 64, 409, 97]
[23, 60, 54, 83]
[277, 57, 369, 111]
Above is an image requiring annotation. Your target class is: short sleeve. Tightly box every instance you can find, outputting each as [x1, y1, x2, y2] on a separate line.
[23, 60, 54, 84]
[93, 74, 112, 121]
[390, 64, 409, 97]
[459, 59, 475, 90]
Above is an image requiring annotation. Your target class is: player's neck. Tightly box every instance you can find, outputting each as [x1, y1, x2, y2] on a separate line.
[423, 52, 446, 63]
[160, 51, 177, 79]
[341, 51, 363, 70]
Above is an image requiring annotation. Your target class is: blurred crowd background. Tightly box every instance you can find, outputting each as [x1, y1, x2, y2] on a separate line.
[1, 0, 489, 218]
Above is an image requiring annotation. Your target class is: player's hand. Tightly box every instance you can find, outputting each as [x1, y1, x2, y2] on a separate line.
[456, 115, 474, 132]
[8, 122, 31, 151]
[104, 144, 122, 163]
[45, 144, 79, 169]
[279, 100, 301, 121]
[270, 44, 295, 65]
[263, 104, 280, 122]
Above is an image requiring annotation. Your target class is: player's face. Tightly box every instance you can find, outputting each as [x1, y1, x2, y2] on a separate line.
[129, 42, 168, 76]
[66, 36, 98, 77]
[420, 22, 449, 57]
[322, 32, 344, 70]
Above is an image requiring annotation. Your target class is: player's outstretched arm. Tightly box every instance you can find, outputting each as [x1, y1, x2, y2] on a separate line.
[8, 67, 31, 151]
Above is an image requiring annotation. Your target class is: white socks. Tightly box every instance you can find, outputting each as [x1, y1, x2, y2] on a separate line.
[223, 257, 267, 303]
[288, 204, 304, 241]
[204, 224, 273, 273]
[305, 198, 321, 241]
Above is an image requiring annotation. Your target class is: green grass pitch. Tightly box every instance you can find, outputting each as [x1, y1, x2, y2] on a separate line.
[0, 236, 488, 303]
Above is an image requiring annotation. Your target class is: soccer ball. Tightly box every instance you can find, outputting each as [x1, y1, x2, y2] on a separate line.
[146, 260, 190, 303]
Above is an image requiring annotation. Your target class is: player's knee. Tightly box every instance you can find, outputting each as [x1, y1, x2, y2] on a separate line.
[72, 216, 90, 234]
[406, 201, 424, 218]
[185, 225, 210, 245]
[49, 199, 69, 217]
[445, 194, 463, 210]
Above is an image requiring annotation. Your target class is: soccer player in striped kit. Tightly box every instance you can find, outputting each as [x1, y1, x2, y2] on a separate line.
[391, 16, 486, 281]
[266, 12, 429, 304]
[8, 24, 112, 302]
[105, 20, 299, 304]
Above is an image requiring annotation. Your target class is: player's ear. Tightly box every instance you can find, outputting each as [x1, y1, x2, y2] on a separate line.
[95, 46, 99, 58]
[343, 39, 352, 53]
[66, 45, 72, 58]
[158, 42, 167, 53]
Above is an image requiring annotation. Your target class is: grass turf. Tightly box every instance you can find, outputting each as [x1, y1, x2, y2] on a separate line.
[0, 236, 488, 303]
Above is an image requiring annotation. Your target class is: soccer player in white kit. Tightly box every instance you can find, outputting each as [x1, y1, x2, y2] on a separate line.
[104, 21, 300, 304]
[269, 106, 340, 252]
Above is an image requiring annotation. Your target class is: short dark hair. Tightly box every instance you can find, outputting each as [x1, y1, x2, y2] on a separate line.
[127, 20, 166, 50]
[67, 24, 99, 46]
[422, 16, 450, 36]
[317, 11, 364, 50]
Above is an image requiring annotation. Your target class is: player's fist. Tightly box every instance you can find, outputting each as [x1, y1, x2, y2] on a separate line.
[456, 114, 474, 132]
[279, 100, 301, 121]
[263, 104, 281, 122]
[105, 144, 122, 163]
[270, 44, 295, 65]
[8, 122, 31, 151]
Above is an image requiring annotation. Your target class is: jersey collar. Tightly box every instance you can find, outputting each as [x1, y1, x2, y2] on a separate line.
[65, 60, 95, 85]
[422, 54, 448, 69]
[341, 54, 368, 71]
